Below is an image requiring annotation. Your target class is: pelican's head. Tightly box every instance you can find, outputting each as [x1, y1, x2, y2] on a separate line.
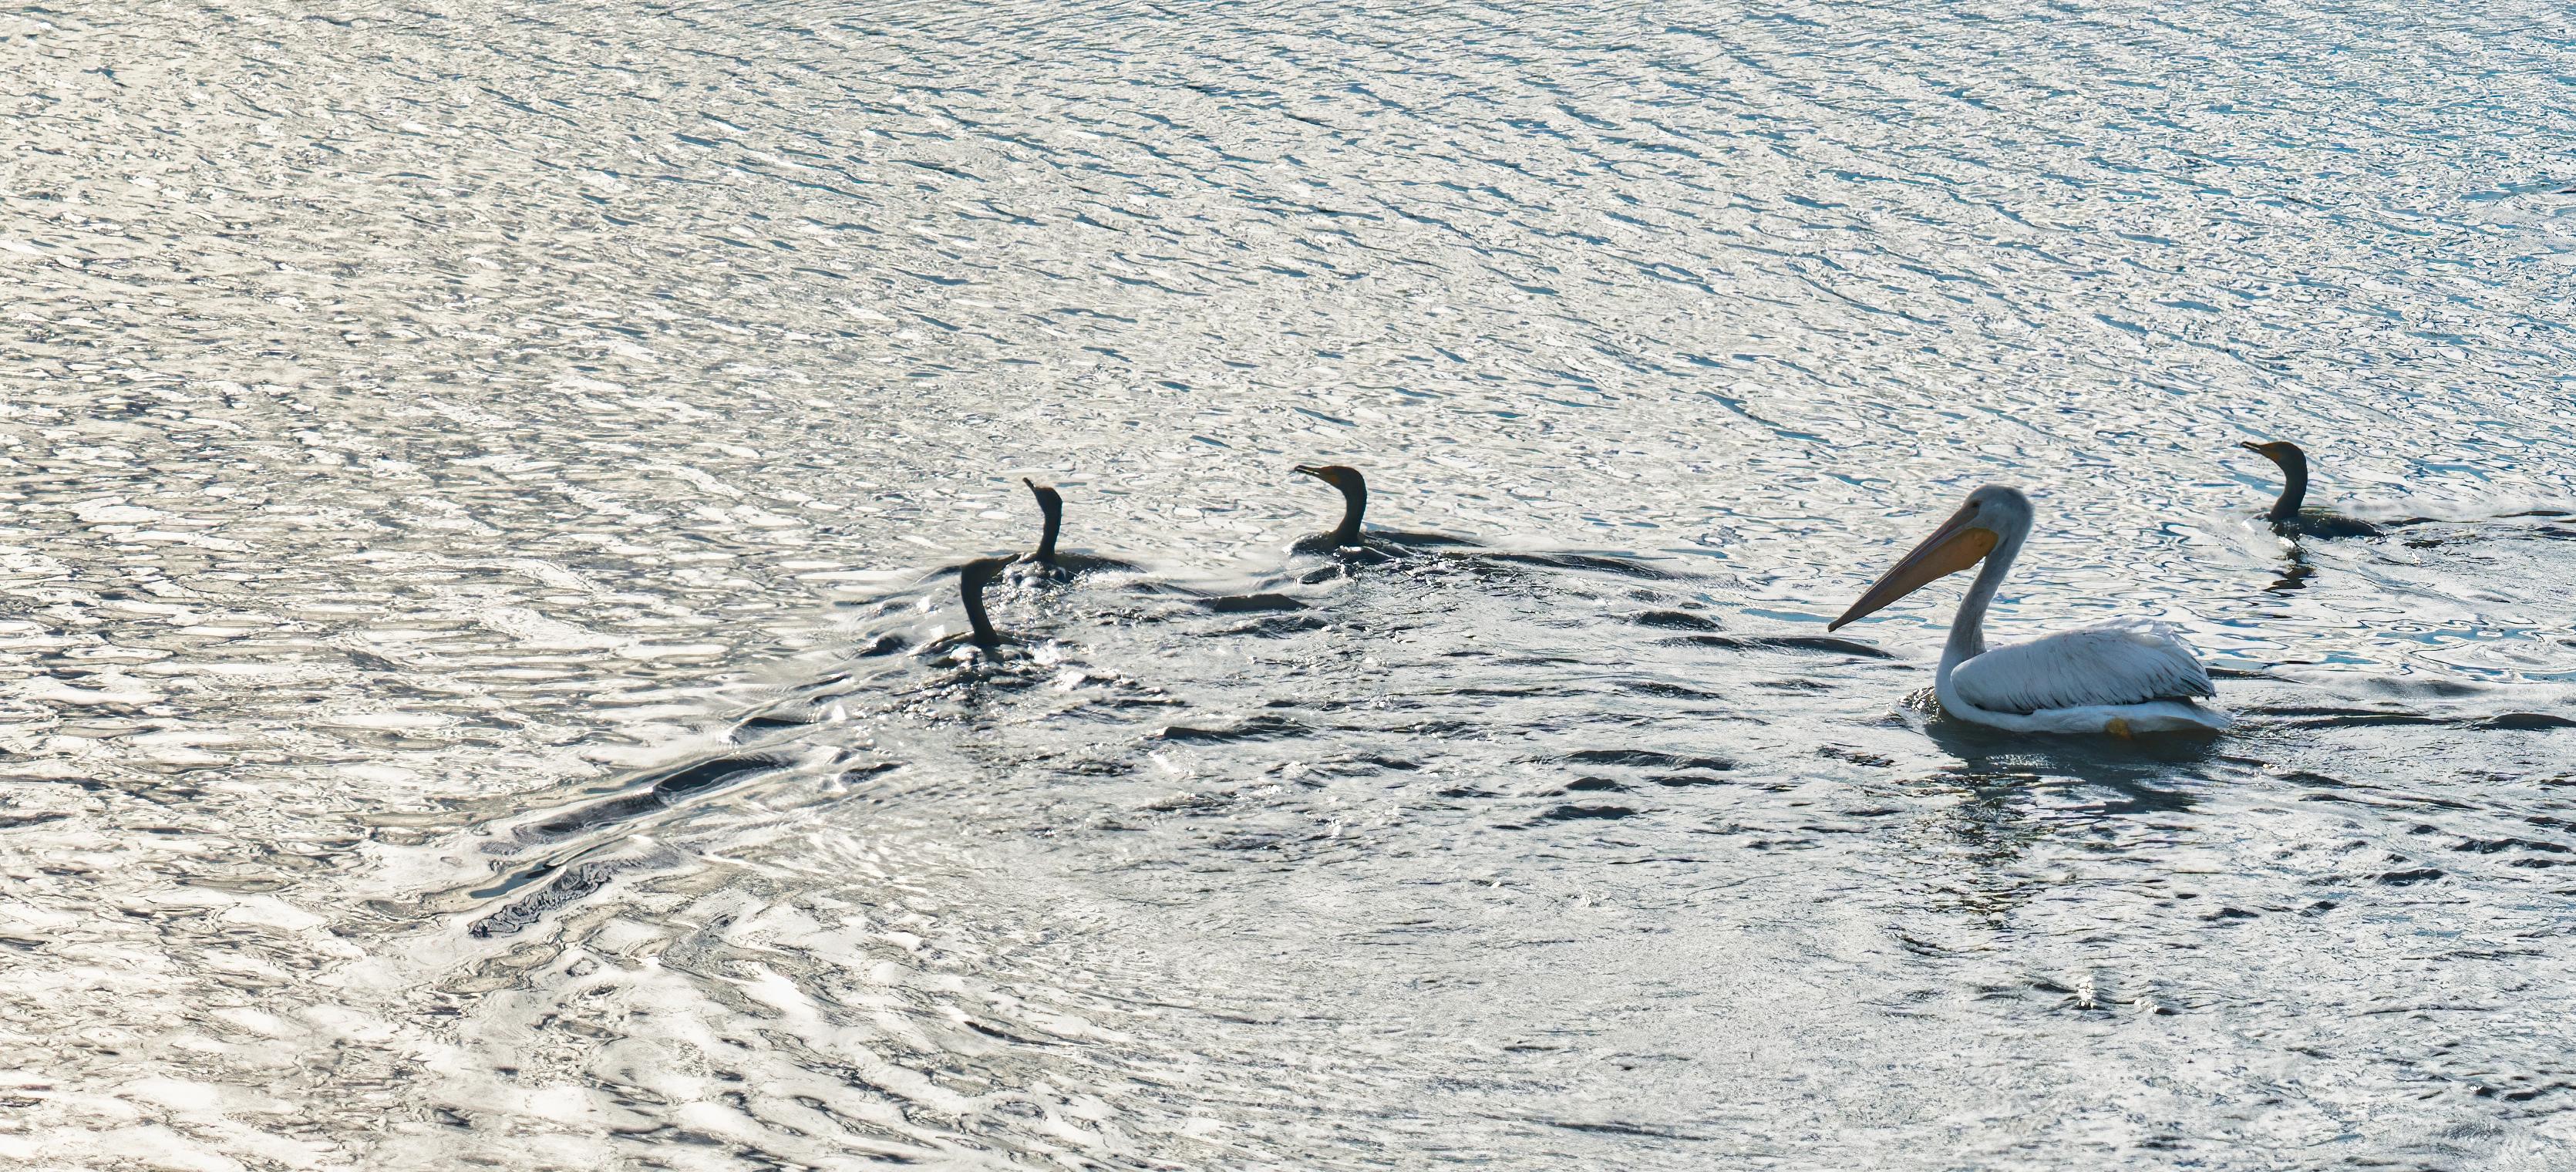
[1827, 484, 2029, 631]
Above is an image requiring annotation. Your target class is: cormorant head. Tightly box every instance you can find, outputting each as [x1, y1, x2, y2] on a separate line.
[1021, 477, 1063, 516]
[959, 555, 1012, 591]
[1292, 463, 1364, 493]
[2240, 441, 2311, 521]
[2239, 440, 2307, 472]
[1293, 463, 1369, 544]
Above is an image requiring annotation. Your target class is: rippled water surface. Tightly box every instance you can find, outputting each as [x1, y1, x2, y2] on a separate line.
[7, 0, 2576, 1167]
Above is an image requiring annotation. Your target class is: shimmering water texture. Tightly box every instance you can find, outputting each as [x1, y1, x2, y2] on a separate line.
[5, 0, 2576, 1167]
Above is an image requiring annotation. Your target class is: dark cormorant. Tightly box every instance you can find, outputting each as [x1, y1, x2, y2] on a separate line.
[1013, 479, 1140, 578]
[2241, 441, 2382, 537]
[957, 555, 1011, 650]
[1291, 463, 1369, 553]
[1285, 463, 1488, 564]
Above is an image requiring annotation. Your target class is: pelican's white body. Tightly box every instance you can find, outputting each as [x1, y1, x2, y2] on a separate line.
[1938, 619, 2228, 734]
[1849, 486, 2231, 736]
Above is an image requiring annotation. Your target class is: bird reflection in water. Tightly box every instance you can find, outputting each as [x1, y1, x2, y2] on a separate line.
[2265, 549, 2316, 594]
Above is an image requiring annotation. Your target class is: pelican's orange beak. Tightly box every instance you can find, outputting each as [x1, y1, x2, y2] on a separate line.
[1827, 502, 2001, 631]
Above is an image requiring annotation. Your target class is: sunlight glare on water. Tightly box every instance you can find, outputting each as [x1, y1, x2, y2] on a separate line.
[3, 0, 2575, 1167]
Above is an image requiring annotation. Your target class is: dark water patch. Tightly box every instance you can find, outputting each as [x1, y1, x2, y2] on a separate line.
[2477, 712, 2576, 730]
[1016, 552, 1145, 580]
[1541, 1119, 1709, 1141]
[1539, 803, 1636, 820]
[2449, 837, 2574, 857]
[653, 754, 789, 800]
[1142, 791, 1234, 815]
[1216, 614, 1332, 637]
[1556, 749, 1734, 773]
[1211, 830, 1291, 853]
[1371, 530, 1485, 550]
[1157, 715, 1313, 743]
[2280, 712, 2454, 729]
[1665, 634, 1901, 658]
[488, 753, 803, 854]
[467, 847, 682, 938]
[1199, 593, 1308, 613]
[2356, 677, 2494, 701]
[1615, 679, 1729, 701]
[1818, 746, 1894, 768]
[732, 712, 817, 733]
[1379, 719, 1490, 738]
[2376, 868, 2446, 886]
[1626, 609, 1722, 631]
[1480, 551, 1672, 579]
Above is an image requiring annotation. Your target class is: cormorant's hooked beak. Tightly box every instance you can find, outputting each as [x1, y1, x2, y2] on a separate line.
[2240, 440, 2295, 466]
[1827, 502, 2001, 631]
[1291, 463, 1332, 482]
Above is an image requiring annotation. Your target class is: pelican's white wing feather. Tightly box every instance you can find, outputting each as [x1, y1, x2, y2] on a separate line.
[1951, 621, 2214, 716]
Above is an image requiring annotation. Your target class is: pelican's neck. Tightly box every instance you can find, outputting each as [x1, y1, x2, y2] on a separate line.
[1034, 497, 1061, 564]
[1333, 477, 1367, 547]
[2267, 450, 2309, 523]
[1940, 516, 2026, 678]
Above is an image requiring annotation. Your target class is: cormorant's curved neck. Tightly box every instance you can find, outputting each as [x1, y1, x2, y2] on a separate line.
[1033, 494, 1062, 564]
[2267, 451, 2308, 523]
[961, 568, 1001, 649]
[1333, 475, 1367, 547]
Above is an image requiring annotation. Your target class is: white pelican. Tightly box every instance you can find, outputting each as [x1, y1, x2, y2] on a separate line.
[1827, 485, 2228, 735]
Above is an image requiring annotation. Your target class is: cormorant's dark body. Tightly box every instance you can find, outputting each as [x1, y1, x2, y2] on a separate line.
[2243, 441, 2382, 538]
[1291, 463, 1369, 553]
[1015, 479, 1140, 578]
[1288, 463, 1478, 558]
